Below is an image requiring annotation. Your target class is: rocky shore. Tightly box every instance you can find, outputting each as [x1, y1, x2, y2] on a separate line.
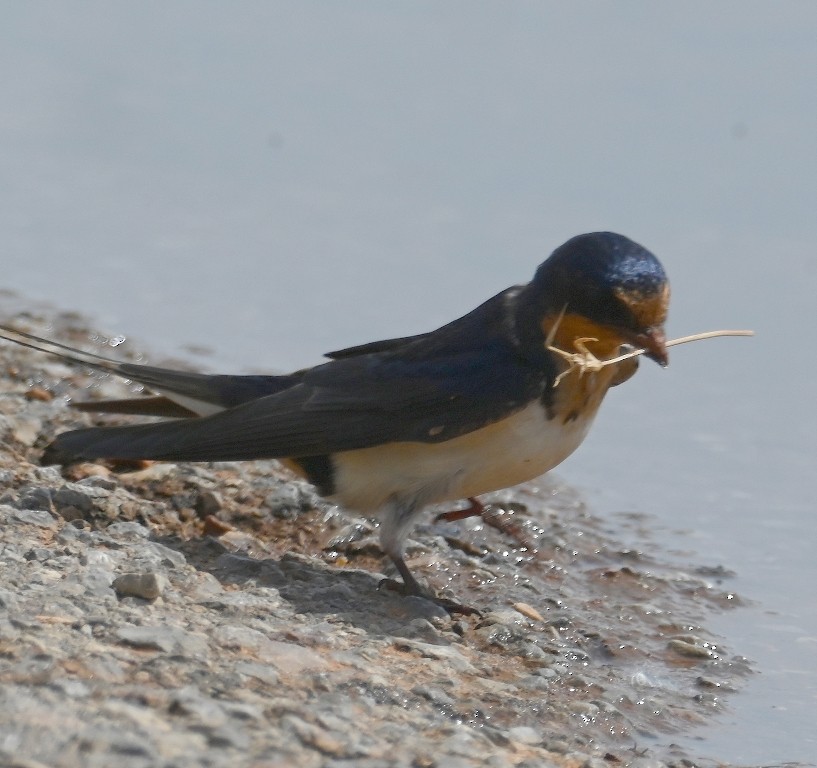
[0, 308, 751, 768]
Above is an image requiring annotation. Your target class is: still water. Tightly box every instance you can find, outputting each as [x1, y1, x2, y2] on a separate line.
[2, 3, 815, 763]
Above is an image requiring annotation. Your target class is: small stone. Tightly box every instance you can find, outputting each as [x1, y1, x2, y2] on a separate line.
[668, 638, 718, 659]
[412, 685, 454, 707]
[218, 530, 272, 557]
[169, 688, 228, 727]
[106, 521, 150, 539]
[81, 549, 121, 568]
[225, 702, 265, 722]
[234, 661, 280, 686]
[696, 675, 733, 691]
[264, 484, 303, 518]
[507, 725, 542, 746]
[14, 508, 57, 528]
[17, 488, 54, 513]
[33, 465, 63, 484]
[284, 715, 349, 758]
[106, 737, 156, 759]
[76, 473, 117, 490]
[207, 725, 251, 750]
[478, 609, 526, 627]
[24, 547, 53, 562]
[263, 481, 316, 518]
[212, 624, 268, 651]
[53, 483, 106, 514]
[49, 678, 91, 698]
[13, 418, 41, 445]
[202, 514, 233, 536]
[544, 738, 570, 754]
[261, 640, 332, 674]
[392, 638, 476, 673]
[58, 505, 86, 522]
[145, 541, 187, 568]
[195, 490, 223, 517]
[80, 568, 117, 599]
[24, 386, 53, 402]
[513, 602, 545, 622]
[116, 625, 208, 656]
[324, 521, 375, 552]
[113, 572, 168, 600]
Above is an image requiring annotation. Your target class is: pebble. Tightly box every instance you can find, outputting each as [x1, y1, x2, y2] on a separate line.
[116, 625, 208, 656]
[513, 601, 546, 622]
[412, 685, 455, 707]
[202, 514, 232, 536]
[668, 637, 719, 660]
[53, 483, 107, 514]
[106, 521, 151, 539]
[392, 638, 476, 673]
[15, 490, 54, 513]
[195, 490, 223, 516]
[263, 481, 314, 518]
[507, 725, 543, 745]
[112, 572, 168, 600]
[234, 661, 281, 686]
[261, 639, 332, 674]
[14, 508, 57, 528]
[170, 688, 229, 727]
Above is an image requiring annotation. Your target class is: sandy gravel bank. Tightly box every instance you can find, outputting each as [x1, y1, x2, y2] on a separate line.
[0, 310, 750, 768]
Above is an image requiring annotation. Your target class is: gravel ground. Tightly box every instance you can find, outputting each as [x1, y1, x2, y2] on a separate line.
[0, 308, 753, 768]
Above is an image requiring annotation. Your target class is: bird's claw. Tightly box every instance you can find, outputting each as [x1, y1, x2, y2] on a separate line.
[377, 577, 481, 616]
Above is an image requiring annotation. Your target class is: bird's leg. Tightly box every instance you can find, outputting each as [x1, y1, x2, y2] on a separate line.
[390, 555, 427, 597]
[434, 496, 485, 523]
[438, 498, 536, 554]
[378, 496, 479, 615]
[381, 555, 480, 616]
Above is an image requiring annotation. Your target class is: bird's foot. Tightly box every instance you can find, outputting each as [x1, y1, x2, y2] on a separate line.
[380, 555, 481, 616]
[437, 499, 538, 556]
[434, 496, 485, 523]
[377, 577, 480, 616]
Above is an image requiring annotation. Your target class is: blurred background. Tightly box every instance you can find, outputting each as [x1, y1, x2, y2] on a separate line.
[1, 3, 815, 763]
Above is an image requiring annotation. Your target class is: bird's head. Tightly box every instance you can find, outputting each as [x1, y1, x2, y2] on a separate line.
[526, 232, 670, 366]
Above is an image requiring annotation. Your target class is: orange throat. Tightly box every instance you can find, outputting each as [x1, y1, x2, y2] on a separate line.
[541, 311, 630, 362]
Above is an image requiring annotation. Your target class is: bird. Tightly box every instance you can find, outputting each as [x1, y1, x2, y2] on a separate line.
[0, 231, 669, 611]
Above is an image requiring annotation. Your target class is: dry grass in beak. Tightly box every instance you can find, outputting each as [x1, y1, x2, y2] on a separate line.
[546, 323, 755, 387]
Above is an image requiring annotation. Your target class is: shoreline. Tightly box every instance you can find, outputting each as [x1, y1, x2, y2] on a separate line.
[0, 308, 752, 768]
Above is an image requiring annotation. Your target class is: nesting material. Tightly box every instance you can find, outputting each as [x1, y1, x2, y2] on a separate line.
[548, 327, 754, 386]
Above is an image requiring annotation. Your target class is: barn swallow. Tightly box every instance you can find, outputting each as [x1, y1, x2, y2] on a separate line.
[0, 232, 669, 611]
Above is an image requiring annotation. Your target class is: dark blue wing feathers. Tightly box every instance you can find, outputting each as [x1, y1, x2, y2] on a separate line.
[45, 288, 553, 463]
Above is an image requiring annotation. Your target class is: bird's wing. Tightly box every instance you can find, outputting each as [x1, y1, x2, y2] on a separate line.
[43, 289, 553, 464]
[44, 341, 544, 464]
[324, 332, 432, 359]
